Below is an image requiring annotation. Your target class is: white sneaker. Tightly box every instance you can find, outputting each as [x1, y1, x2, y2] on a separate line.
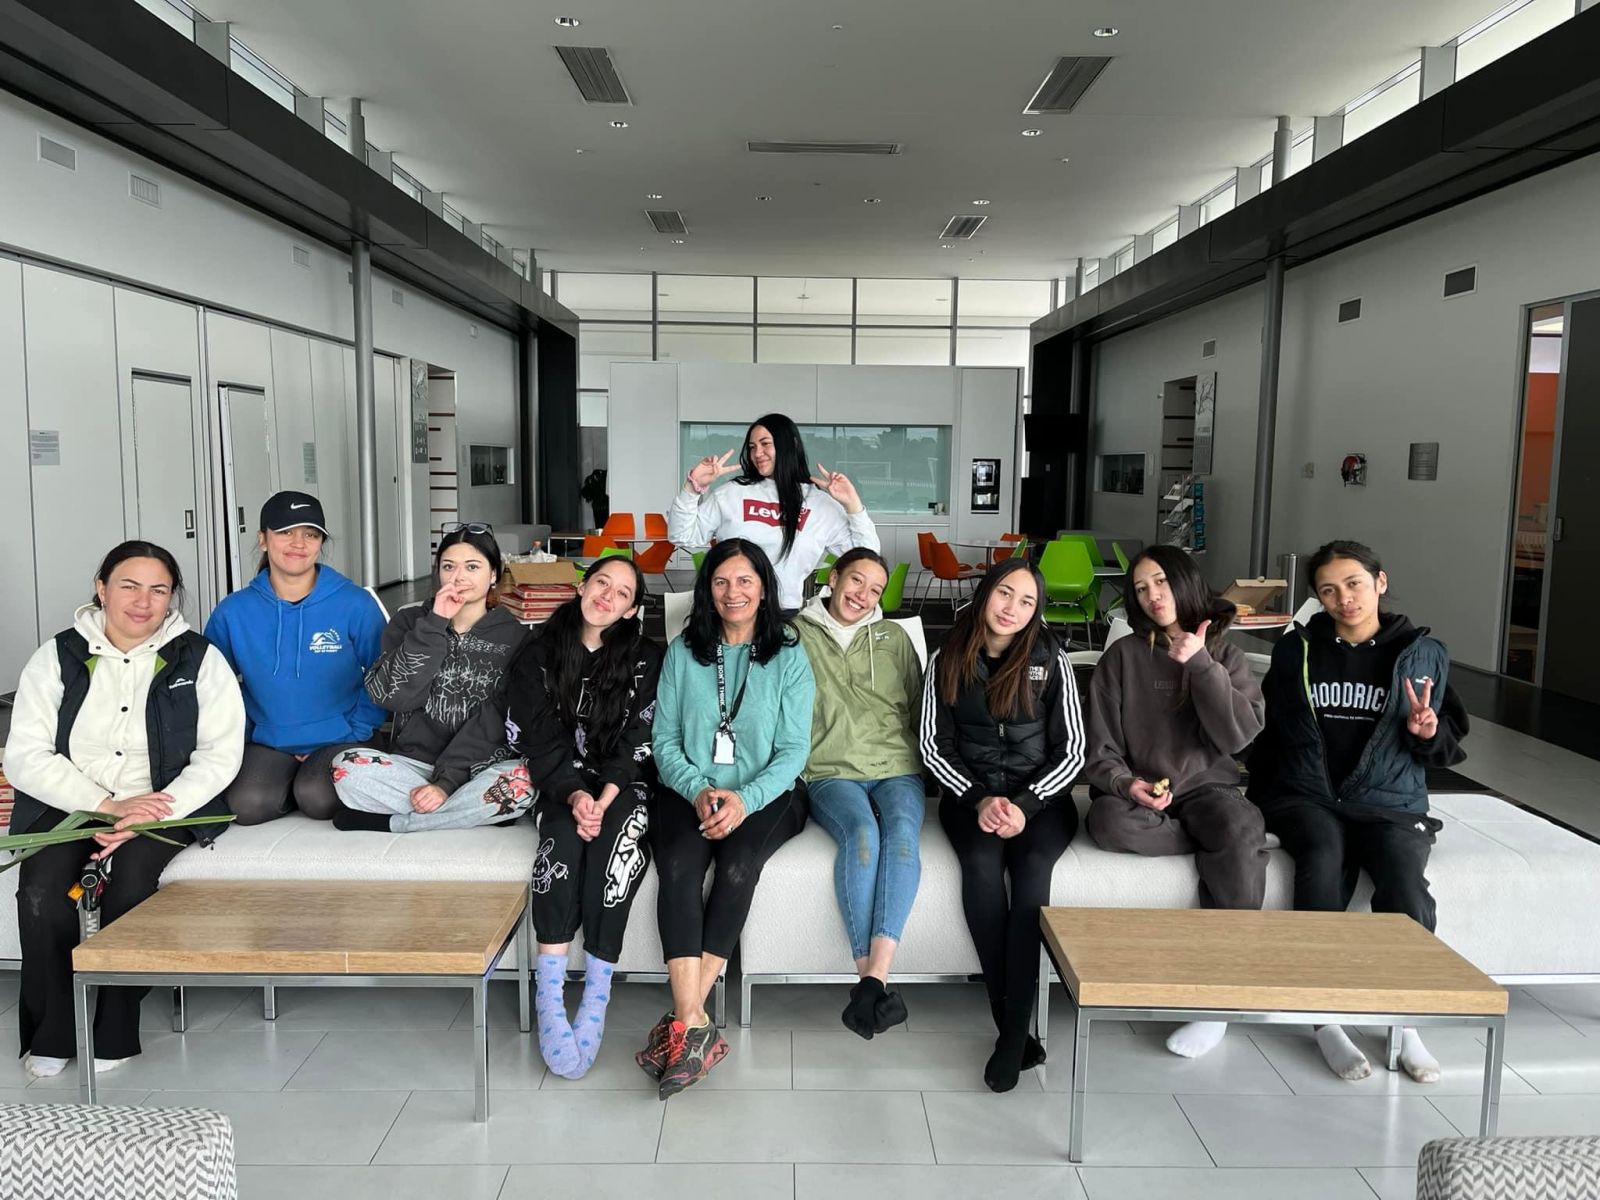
[93, 1056, 131, 1074]
[23, 1054, 69, 1078]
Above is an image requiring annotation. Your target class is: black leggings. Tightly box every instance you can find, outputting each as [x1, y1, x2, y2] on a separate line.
[223, 742, 357, 825]
[940, 793, 1078, 1035]
[1264, 800, 1437, 932]
[531, 783, 654, 963]
[17, 823, 190, 1060]
[653, 787, 807, 961]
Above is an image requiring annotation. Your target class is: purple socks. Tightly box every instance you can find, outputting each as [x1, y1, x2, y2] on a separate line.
[535, 952, 616, 1080]
[572, 956, 615, 1075]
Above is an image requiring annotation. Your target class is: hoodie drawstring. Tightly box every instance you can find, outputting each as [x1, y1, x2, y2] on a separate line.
[296, 605, 305, 679]
[273, 604, 284, 677]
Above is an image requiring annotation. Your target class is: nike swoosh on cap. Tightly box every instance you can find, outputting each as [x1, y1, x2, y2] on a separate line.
[290, 503, 310, 510]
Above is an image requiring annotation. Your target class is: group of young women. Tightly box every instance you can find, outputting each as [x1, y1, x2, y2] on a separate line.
[6, 410, 1465, 1101]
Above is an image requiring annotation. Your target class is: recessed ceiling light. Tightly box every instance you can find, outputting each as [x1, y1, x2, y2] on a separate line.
[1059, 157, 1071, 163]
[1022, 129, 1042, 137]
[610, 120, 629, 129]
[671, 238, 685, 244]
[646, 192, 663, 199]
[972, 199, 991, 206]
[863, 197, 881, 204]
[575, 148, 586, 154]
[1093, 26, 1118, 37]
[940, 244, 953, 249]
[555, 16, 581, 27]
[831, 24, 843, 30]
[756, 195, 772, 201]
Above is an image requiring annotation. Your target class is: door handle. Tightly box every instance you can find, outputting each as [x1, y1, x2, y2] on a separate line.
[237, 505, 246, 534]
[1554, 516, 1565, 543]
[184, 509, 196, 539]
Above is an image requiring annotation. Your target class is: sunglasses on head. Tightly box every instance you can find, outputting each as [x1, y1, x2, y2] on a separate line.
[440, 522, 494, 536]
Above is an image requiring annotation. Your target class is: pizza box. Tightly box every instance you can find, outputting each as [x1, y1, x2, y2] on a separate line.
[1221, 577, 1287, 615]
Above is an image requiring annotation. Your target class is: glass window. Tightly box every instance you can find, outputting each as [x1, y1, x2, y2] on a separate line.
[657, 275, 753, 322]
[1200, 184, 1236, 223]
[1151, 221, 1179, 253]
[579, 393, 608, 428]
[1344, 70, 1420, 143]
[680, 423, 952, 515]
[229, 44, 295, 111]
[132, 0, 194, 39]
[854, 326, 950, 365]
[956, 328, 1030, 397]
[1458, 0, 1571, 79]
[1111, 243, 1134, 276]
[392, 170, 422, 203]
[579, 324, 652, 390]
[1283, 129, 1314, 178]
[856, 278, 953, 325]
[557, 273, 652, 321]
[955, 279, 1052, 327]
[757, 327, 852, 364]
[758, 277, 852, 324]
[1259, 159, 1274, 192]
[1082, 263, 1100, 292]
[443, 205, 465, 234]
[656, 324, 754, 364]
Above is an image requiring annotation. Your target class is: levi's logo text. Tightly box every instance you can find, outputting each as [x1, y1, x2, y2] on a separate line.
[743, 499, 810, 529]
[308, 630, 343, 654]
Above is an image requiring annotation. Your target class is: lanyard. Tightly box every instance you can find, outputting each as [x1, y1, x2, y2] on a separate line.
[715, 642, 752, 731]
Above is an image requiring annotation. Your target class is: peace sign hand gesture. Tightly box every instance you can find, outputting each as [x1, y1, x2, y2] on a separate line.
[809, 462, 864, 514]
[1167, 620, 1212, 665]
[689, 448, 741, 491]
[1403, 677, 1438, 740]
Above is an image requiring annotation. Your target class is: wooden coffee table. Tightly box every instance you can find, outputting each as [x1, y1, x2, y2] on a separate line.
[72, 880, 531, 1121]
[1040, 907, 1509, 1163]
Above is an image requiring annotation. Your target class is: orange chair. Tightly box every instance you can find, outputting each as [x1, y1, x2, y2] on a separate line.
[581, 535, 624, 557]
[924, 538, 984, 610]
[988, 531, 1025, 566]
[600, 513, 636, 541]
[634, 540, 677, 590]
[910, 530, 936, 608]
[643, 512, 669, 540]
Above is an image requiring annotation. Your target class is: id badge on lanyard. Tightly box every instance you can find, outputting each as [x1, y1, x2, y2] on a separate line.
[713, 643, 749, 767]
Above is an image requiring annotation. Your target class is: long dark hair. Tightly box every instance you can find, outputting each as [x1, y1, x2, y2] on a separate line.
[540, 556, 649, 759]
[936, 558, 1052, 720]
[736, 412, 808, 561]
[1124, 545, 1234, 644]
[93, 540, 185, 607]
[434, 525, 504, 608]
[684, 538, 795, 666]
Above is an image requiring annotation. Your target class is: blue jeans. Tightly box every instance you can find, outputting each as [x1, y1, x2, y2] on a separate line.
[807, 774, 926, 960]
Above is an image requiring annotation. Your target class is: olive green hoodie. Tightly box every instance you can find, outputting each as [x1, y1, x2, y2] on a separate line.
[794, 594, 924, 783]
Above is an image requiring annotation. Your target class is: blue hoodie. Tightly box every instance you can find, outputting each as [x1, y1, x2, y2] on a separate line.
[203, 566, 388, 754]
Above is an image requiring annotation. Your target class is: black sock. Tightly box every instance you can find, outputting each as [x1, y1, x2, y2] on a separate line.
[1020, 1035, 1047, 1070]
[332, 808, 391, 833]
[842, 977, 884, 1040]
[984, 1027, 1027, 1093]
[873, 988, 908, 1033]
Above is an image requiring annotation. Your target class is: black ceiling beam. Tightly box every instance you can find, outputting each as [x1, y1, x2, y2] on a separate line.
[1032, 6, 1600, 349]
[0, 0, 577, 338]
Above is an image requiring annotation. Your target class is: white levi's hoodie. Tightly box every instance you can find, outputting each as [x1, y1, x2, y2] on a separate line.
[4, 604, 246, 819]
[669, 477, 881, 610]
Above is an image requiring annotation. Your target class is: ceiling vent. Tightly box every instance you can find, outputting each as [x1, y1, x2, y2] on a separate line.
[746, 140, 901, 155]
[1338, 298, 1362, 323]
[939, 214, 987, 240]
[391, 288, 404, 307]
[646, 209, 688, 235]
[129, 173, 161, 207]
[1023, 56, 1113, 114]
[291, 244, 312, 268]
[37, 134, 76, 171]
[1200, 339, 1217, 359]
[1443, 266, 1477, 298]
[554, 46, 633, 104]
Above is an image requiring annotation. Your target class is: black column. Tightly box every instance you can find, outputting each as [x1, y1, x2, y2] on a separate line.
[535, 324, 580, 531]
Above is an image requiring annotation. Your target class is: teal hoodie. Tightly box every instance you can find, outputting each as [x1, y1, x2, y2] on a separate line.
[203, 566, 388, 754]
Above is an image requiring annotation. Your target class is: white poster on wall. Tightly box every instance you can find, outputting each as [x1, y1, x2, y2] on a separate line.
[1192, 370, 1216, 475]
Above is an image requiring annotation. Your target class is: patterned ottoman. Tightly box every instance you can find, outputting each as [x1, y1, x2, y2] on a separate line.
[0, 1102, 237, 1200]
[1418, 1136, 1600, 1199]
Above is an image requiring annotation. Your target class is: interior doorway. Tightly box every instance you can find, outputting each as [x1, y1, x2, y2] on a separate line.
[426, 365, 458, 555]
[1157, 375, 1197, 548]
[217, 383, 273, 591]
[1504, 304, 1563, 681]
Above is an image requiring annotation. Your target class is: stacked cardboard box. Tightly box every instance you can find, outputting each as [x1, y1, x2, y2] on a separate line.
[498, 560, 580, 625]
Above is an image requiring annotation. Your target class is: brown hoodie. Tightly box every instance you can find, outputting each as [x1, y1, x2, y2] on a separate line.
[1084, 633, 1263, 800]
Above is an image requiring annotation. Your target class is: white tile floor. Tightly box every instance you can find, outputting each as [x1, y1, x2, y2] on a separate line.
[2, 715, 1597, 1198]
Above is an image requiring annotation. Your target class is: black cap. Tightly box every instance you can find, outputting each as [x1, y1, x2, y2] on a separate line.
[260, 491, 329, 535]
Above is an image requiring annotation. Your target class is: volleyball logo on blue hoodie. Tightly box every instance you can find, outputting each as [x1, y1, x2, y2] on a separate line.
[308, 630, 343, 654]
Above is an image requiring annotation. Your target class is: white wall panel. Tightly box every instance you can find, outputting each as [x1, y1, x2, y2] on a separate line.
[23, 266, 123, 638]
[607, 363, 679, 532]
[307, 337, 356, 578]
[269, 329, 317, 496]
[0, 257, 35, 687]
[817, 365, 958, 424]
[677, 363, 816, 423]
[953, 369, 1021, 544]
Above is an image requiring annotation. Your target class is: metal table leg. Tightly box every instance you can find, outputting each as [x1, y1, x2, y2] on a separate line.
[712, 976, 726, 1028]
[517, 899, 532, 1035]
[1035, 944, 1050, 1048]
[262, 983, 277, 1020]
[1480, 1016, 1506, 1136]
[1068, 1005, 1090, 1163]
[172, 986, 188, 1033]
[739, 975, 753, 1029]
[1386, 1024, 1402, 1071]
[74, 979, 97, 1104]
[472, 976, 491, 1122]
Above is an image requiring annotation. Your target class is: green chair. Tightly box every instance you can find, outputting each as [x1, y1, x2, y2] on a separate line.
[576, 544, 633, 582]
[692, 549, 707, 573]
[880, 562, 910, 614]
[1038, 538, 1099, 648]
[1112, 541, 1130, 571]
[1010, 536, 1031, 559]
[813, 552, 839, 588]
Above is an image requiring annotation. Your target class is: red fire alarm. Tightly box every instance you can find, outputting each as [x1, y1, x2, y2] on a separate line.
[1340, 454, 1368, 486]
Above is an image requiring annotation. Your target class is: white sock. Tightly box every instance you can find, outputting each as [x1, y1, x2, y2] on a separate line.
[24, 1054, 69, 1078]
[93, 1056, 131, 1073]
[1165, 1021, 1228, 1059]
[1315, 1025, 1372, 1081]
[1399, 1027, 1440, 1084]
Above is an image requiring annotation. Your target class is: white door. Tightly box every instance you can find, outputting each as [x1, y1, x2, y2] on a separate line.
[130, 375, 203, 610]
[220, 385, 273, 589]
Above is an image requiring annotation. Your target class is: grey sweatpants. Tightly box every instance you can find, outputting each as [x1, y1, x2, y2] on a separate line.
[1086, 785, 1267, 910]
[331, 748, 536, 832]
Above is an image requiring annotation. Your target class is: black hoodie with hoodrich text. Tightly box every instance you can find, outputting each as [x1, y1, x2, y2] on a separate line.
[1249, 611, 1467, 817]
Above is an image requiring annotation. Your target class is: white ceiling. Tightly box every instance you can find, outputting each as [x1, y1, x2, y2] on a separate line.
[207, 0, 1504, 280]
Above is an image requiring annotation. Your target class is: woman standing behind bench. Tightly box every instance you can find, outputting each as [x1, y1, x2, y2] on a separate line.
[204, 492, 386, 824]
[794, 547, 925, 1038]
[642, 539, 814, 1098]
[506, 556, 662, 1079]
[1084, 545, 1267, 1061]
[1250, 539, 1469, 1084]
[332, 523, 532, 833]
[921, 559, 1085, 1093]
[6, 541, 244, 1079]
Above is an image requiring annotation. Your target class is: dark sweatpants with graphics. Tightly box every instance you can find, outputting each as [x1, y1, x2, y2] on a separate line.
[531, 783, 654, 963]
